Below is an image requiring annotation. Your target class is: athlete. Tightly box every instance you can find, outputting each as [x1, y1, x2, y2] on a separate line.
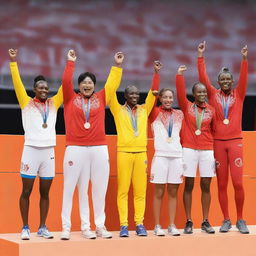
[8, 49, 63, 240]
[109, 60, 162, 237]
[60, 50, 124, 240]
[197, 41, 249, 234]
[149, 88, 184, 236]
[176, 65, 215, 234]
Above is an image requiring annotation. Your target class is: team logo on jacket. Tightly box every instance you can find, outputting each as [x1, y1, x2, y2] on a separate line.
[21, 162, 29, 172]
[68, 161, 73, 166]
[235, 158, 243, 167]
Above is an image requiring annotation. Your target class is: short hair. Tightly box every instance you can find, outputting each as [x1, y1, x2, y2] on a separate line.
[192, 82, 206, 94]
[124, 85, 139, 96]
[159, 88, 174, 97]
[78, 72, 96, 85]
[33, 75, 47, 88]
[218, 67, 233, 81]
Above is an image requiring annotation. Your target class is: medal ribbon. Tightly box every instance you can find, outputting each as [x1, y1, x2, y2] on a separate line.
[167, 114, 173, 138]
[194, 104, 205, 131]
[34, 100, 49, 125]
[127, 105, 138, 134]
[82, 98, 91, 123]
[221, 95, 230, 120]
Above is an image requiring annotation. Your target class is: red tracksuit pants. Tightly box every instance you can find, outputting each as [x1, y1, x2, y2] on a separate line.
[214, 139, 244, 220]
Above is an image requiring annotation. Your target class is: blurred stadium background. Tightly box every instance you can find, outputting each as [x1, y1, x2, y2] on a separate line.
[0, 0, 256, 134]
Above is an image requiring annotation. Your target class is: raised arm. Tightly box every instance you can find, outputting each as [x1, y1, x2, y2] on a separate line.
[197, 41, 216, 97]
[62, 50, 76, 103]
[105, 52, 124, 105]
[175, 65, 189, 111]
[236, 45, 248, 99]
[145, 60, 162, 115]
[8, 49, 30, 109]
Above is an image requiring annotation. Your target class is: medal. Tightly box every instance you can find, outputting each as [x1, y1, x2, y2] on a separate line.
[33, 99, 49, 129]
[194, 104, 205, 137]
[223, 119, 229, 125]
[222, 95, 230, 124]
[127, 104, 138, 137]
[84, 122, 90, 129]
[167, 137, 172, 143]
[82, 98, 91, 130]
[195, 129, 201, 136]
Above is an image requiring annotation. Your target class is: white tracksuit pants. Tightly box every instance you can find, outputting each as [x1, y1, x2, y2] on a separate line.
[61, 145, 109, 231]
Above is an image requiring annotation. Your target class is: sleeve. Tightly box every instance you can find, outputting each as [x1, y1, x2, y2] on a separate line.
[104, 66, 123, 105]
[148, 105, 159, 123]
[197, 57, 217, 98]
[108, 93, 121, 116]
[62, 60, 76, 103]
[52, 85, 63, 109]
[145, 73, 160, 115]
[9, 62, 30, 109]
[236, 60, 248, 99]
[175, 74, 189, 111]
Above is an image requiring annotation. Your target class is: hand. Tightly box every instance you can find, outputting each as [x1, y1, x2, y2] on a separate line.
[67, 49, 77, 62]
[177, 65, 187, 75]
[114, 52, 124, 67]
[198, 41, 206, 57]
[241, 45, 248, 59]
[154, 60, 163, 73]
[8, 49, 18, 61]
[152, 90, 159, 96]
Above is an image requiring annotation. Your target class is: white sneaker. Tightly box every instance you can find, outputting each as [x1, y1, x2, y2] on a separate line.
[21, 225, 30, 240]
[96, 226, 112, 238]
[168, 224, 180, 236]
[154, 225, 165, 236]
[37, 225, 54, 239]
[60, 229, 70, 240]
[82, 229, 96, 239]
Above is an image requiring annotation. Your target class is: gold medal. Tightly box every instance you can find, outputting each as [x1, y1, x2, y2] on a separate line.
[84, 122, 91, 129]
[223, 119, 229, 125]
[195, 129, 201, 136]
[167, 137, 172, 143]
[42, 123, 48, 128]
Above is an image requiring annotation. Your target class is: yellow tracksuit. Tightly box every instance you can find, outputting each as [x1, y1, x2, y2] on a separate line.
[109, 88, 156, 226]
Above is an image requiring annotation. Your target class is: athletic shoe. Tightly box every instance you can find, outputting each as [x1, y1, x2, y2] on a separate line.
[201, 220, 215, 234]
[219, 219, 232, 233]
[82, 229, 96, 239]
[21, 225, 30, 240]
[120, 226, 129, 237]
[37, 225, 54, 239]
[183, 220, 193, 234]
[60, 229, 70, 240]
[136, 224, 147, 236]
[168, 224, 180, 236]
[96, 226, 112, 239]
[236, 219, 250, 234]
[154, 225, 165, 236]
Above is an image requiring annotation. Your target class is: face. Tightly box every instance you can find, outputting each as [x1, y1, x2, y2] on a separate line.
[193, 84, 207, 104]
[218, 73, 233, 93]
[125, 86, 140, 108]
[34, 81, 49, 101]
[159, 90, 174, 109]
[79, 76, 95, 97]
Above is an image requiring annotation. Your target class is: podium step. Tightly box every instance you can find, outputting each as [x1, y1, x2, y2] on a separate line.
[1, 227, 256, 256]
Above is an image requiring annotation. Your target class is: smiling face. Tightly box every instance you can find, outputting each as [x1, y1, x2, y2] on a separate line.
[34, 81, 49, 101]
[218, 72, 233, 94]
[125, 85, 140, 108]
[159, 90, 174, 109]
[192, 83, 207, 105]
[79, 76, 95, 98]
